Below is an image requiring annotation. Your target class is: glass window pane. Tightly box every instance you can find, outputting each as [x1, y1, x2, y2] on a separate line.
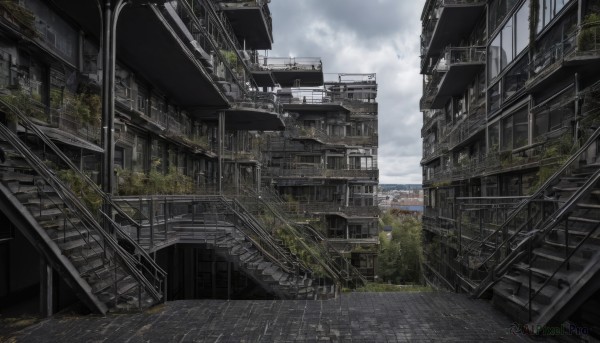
[513, 108, 529, 148]
[534, 111, 549, 137]
[515, 1, 530, 54]
[489, 122, 500, 152]
[489, 34, 502, 80]
[502, 116, 514, 150]
[489, 82, 501, 113]
[537, 0, 544, 33]
[501, 18, 514, 68]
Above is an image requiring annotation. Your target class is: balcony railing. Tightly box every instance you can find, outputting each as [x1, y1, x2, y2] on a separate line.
[435, 46, 486, 72]
[230, 91, 283, 114]
[447, 108, 486, 148]
[528, 30, 577, 86]
[420, 72, 443, 110]
[574, 20, 600, 56]
[254, 57, 322, 72]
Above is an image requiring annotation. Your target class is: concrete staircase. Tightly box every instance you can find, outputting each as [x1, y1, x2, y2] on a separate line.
[491, 163, 600, 326]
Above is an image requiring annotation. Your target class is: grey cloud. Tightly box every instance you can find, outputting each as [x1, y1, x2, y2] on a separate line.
[269, 0, 426, 183]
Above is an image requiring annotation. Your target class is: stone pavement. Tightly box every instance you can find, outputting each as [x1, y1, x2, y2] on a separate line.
[5, 292, 536, 342]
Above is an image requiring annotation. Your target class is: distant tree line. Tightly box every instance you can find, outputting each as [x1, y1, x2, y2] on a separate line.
[377, 209, 423, 284]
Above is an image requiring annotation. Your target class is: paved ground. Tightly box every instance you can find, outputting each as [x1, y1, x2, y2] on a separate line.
[3, 292, 536, 342]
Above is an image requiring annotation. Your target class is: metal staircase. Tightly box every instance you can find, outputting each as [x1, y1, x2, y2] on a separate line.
[113, 195, 329, 299]
[0, 98, 166, 314]
[241, 185, 368, 288]
[458, 125, 600, 327]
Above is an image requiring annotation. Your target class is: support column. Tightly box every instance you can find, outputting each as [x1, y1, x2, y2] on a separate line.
[39, 258, 53, 317]
[218, 111, 225, 195]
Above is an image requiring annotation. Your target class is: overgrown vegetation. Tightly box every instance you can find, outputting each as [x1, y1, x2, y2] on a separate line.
[57, 169, 102, 214]
[353, 283, 432, 293]
[258, 211, 328, 277]
[578, 13, 600, 52]
[377, 211, 423, 284]
[0, 1, 39, 38]
[117, 165, 194, 195]
[528, 133, 573, 194]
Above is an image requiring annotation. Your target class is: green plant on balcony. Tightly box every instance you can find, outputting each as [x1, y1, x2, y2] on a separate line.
[57, 169, 102, 215]
[578, 13, 600, 52]
[0, 1, 39, 39]
[1, 90, 46, 122]
[116, 164, 194, 196]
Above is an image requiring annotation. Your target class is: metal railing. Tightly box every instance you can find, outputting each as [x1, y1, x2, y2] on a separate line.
[255, 56, 322, 72]
[244, 186, 367, 287]
[528, 31, 577, 85]
[435, 46, 486, 72]
[523, 169, 600, 323]
[0, 122, 166, 307]
[0, 97, 167, 305]
[112, 194, 312, 278]
[465, 125, 600, 297]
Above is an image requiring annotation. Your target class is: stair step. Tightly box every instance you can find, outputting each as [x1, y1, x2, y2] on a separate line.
[78, 257, 106, 275]
[59, 236, 100, 251]
[513, 262, 571, 283]
[577, 203, 600, 210]
[567, 216, 600, 224]
[0, 171, 35, 183]
[31, 207, 63, 220]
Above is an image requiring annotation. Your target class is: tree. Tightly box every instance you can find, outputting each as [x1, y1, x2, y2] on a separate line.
[377, 211, 423, 284]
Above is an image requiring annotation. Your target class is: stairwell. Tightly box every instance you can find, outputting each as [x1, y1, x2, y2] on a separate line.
[492, 163, 600, 326]
[460, 125, 600, 328]
[0, 138, 162, 313]
[0, 98, 166, 314]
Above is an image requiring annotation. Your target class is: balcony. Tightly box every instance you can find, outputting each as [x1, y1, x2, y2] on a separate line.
[216, 0, 273, 50]
[280, 88, 350, 113]
[253, 57, 324, 87]
[447, 106, 486, 150]
[421, 141, 448, 164]
[430, 46, 486, 108]
[225, 91, 285, 131]
[421, 0, 486, 60]
[421, 110, 443, 137]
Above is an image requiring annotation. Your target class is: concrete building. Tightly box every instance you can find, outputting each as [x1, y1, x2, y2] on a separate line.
[420, 0, 600, 333]
[262, 74, 380, 280]
[0, 0, 366, 318]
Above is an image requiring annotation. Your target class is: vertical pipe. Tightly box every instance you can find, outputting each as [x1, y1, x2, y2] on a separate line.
[218, 111, 224, 195]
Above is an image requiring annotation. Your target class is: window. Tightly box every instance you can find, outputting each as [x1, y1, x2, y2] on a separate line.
[503, 56, 528, 100]
[489, 82, 501, 113]
[488, 122, 500, 152]
[489, 34, 502, 80]
[538, 0, 573, 33]
[515, 1, 530, 53]
[501, 107, 529, 150]
[489, 1, 530, 81]
[501, 18, 514, 68]
[533, 96, 574, 137]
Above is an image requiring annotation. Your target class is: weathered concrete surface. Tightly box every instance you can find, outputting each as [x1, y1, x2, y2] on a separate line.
[6, 292, 535, 342]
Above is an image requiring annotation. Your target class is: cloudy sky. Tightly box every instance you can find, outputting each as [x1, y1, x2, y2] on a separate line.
[269, 0, 426, 184]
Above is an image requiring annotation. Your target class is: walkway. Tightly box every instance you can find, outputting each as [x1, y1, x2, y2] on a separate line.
[5, 292, 536, 342]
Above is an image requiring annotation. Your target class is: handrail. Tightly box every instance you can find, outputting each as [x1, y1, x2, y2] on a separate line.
[0, 97, 147, 228]
[0, 123, 164, 302]
[245, 185, 367, 286]
[524, 169, 600, 313]
[467, 126, 600, 295]
[463, 126, 600, 257]
[0, 102, 165, 303]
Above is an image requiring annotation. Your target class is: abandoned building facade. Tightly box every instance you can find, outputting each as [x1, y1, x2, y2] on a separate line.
[420, 0, 600, 333]
[0, 0, 375, 317]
